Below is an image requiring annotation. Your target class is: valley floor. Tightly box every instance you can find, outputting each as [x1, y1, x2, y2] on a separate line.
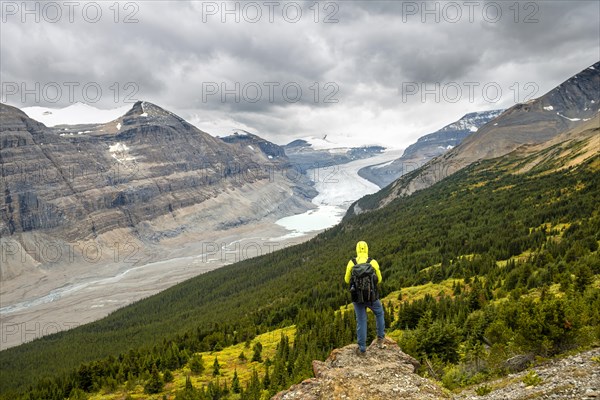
[0, 221, 314, 350]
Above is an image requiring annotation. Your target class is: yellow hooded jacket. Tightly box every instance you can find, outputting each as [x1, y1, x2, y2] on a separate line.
[344, 241, 382, 284]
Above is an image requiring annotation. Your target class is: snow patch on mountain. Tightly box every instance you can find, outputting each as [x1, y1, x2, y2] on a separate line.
[439, 109, 504, 134]
[109, 143, 135, 163]
[299, 134, 389, 151]
[22, 103, 131, 127]
[556, 112, 581, 122]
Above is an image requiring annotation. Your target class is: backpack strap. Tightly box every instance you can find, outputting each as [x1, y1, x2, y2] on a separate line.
[352, 257, 372, 265]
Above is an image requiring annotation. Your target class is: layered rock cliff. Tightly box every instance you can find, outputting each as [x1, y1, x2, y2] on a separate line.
[1, 101, 310, 238]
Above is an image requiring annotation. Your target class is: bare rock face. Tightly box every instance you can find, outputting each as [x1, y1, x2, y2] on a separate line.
[221, 130, 287, 159]
[273, 337, 449, 400]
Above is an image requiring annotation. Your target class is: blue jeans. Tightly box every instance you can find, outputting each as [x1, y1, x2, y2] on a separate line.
[353, 299, 385, 352]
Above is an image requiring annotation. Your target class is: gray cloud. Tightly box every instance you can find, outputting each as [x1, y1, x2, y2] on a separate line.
[1, 0, 598, 148]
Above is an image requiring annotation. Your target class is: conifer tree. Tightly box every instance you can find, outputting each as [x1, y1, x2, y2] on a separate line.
[185, 375, 193, 391]
[575, 264, 593, 293]
[252, 342, 263, 362]
[144, 365, 164, 394]
[212, 356, 221, 377]
[189, 354, 205, 375]
[262, 365, 271, 389]
[232, 369, 241, 394]
[163, 369, 174, 383]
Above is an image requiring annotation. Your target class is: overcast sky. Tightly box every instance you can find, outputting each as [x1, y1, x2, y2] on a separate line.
[1, 0, 599, 148]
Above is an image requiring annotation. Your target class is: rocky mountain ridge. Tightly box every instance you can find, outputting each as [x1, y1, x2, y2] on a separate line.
[1, 99, 315, 244]
[221, 130, 287, 160]
[456, 347, 600, 400]
[359, 109, 504, 188]
[283, 137, 386, 173]
[353, 61, 600, 213]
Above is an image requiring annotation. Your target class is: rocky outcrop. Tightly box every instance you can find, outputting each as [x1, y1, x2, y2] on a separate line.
[273, 340, 600, 400]
[272, 337, 449, 400]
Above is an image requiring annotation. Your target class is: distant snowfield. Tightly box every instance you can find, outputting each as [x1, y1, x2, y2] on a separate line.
[296, 134, 392, 150]
[276, 149, 404, 237]
[22, 102, 131, 126]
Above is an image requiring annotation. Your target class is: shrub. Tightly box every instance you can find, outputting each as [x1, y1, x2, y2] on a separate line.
[441, 365, 467, 390]
[522, 370, 542, 386]
[475, 384, 492, 396]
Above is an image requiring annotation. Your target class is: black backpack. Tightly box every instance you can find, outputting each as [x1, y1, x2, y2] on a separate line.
[349, 258, 379, 303]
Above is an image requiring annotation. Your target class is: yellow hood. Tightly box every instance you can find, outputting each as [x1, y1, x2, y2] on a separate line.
[356, 241, 369, 258]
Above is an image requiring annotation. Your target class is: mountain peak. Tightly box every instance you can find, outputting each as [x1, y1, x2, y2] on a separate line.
[438, 109, 504, 133]
[220, 129, 287, 159]
[273, 338, 448, 400]
[123, 100, 185, 122]
[106, 100, 198, 134]
[537, 60, 600, 116]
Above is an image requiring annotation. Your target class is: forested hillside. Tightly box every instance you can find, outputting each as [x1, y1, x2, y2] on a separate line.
[1, 126, 598, 399]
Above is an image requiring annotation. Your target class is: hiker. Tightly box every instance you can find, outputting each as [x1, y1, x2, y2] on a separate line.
[345, 240, 386, 355]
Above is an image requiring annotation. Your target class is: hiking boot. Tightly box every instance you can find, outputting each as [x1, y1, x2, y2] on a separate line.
[356, 346, 366, 357]
[376, 337, 387, 349]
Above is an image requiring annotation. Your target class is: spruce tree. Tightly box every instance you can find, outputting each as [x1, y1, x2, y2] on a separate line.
[189, 355, 205, 375]
[262, 365, 271, 389]
[163, 369, 174, 383]
[232, 370, 241, 394]
[185, 375, 193, 391]
[212, 356, 221, 377]
[575, 264, 593, 293]
[144, 365, 164, 394]
[252, 342, 263, 362]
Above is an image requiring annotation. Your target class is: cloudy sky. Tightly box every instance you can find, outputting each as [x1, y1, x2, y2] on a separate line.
[1, 0, 599, 148]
